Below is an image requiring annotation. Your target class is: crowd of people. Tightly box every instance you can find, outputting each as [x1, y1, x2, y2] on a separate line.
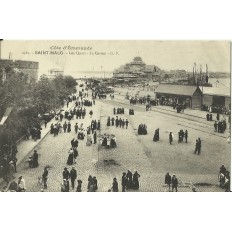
[59, 169, 141, 192]
[120, 170, 140, 192]
[30, 126, 42, 141]
[178, 129, 188, 143]
[1, 80, 230, 193]
[214, 120, 227, 133]
[106, 116, 129, 129]
[113, 107, 124, 115]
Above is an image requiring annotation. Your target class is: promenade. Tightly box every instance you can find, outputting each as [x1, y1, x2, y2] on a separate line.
[1, 90, 229, 191]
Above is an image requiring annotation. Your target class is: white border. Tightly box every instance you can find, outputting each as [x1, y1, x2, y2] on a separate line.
[0, 1, 231, 232]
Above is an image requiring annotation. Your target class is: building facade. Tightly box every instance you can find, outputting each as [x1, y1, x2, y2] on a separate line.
[47, 69, 64, 78]
[0, 59, 39, 83]
[113, 56, 161, 80]
[202, 87, 231, 108]
[155, 84, 202, 109]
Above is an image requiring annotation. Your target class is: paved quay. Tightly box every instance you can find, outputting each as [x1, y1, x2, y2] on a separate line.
[0, 91, 229, 192]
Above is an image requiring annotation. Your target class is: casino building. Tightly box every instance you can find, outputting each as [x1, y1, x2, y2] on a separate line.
[113, 56, 162, 80]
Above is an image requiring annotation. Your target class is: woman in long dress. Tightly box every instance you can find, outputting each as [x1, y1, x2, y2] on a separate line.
[67, 149, 74, 165]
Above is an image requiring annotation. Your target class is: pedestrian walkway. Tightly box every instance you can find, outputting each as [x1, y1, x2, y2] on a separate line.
[0, 100, 76, 186]
[1, 86, 227, 192]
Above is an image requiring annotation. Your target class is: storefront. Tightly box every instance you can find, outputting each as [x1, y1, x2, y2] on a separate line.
[202, 87, 230, 108]
[155, 84, 202, 109]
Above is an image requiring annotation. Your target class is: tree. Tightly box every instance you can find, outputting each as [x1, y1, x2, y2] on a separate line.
[32, 77, 57, 114]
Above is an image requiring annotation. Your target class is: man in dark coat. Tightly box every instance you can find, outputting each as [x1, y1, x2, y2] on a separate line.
[32, 150, 39, 168]
[126, 170, 133, 189]
[194, 139, 199, 154]
[214, 121, 218, 132]
[97, 120, 101, 130]
[125, 119, 129, 129]
[63, 121, 67, 133]
[115, 117, 119, 128]
[67, 122, 71, 132]
[184, 130, 188, 143]
[62, 167, 70, 180]
[74, 123, 78, 133]
[171, 174, 178, 192]
[93, 131, 97, 144]
[42, 167, 48, 189]
[133, 171, 140, 190]
[121, 172, 127, 192]
[165, 172, 172, 191]
[69, 167, 77, 190]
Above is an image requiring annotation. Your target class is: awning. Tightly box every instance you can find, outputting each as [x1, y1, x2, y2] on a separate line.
[0, 107, 13, 126]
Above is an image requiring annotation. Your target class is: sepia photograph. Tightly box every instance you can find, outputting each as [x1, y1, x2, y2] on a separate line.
[0, 40, 231, 192]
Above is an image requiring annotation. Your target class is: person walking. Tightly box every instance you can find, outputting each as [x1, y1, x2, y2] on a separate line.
[194, 139, 199, 154]
[93, 131, 97, 144]
[121, 172, 127, 192]
[62, 167, 70, 180]
[169, 132, 173, 145]
[171, 174, 178, 192]
[112, 178, 119, 192]
[132, 171, 140, 190]
[32, 150, 39, 168]
[214, 121, 218, 132]
[74, 123, 78, 133]
[126, 170, 133, 189]
[197, 138, 202, 154]
[165, 172, 172, 191]
[76, 180, 82, 192]
[70, 167, 77, 190]
[67, 122, 71, 133]
[184, 130, 188, 143]
[42, 167, 48, 189]
[63, 121, 67, 133]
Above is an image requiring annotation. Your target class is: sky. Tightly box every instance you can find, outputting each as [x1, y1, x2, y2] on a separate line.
[0, 40, 230, 76]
